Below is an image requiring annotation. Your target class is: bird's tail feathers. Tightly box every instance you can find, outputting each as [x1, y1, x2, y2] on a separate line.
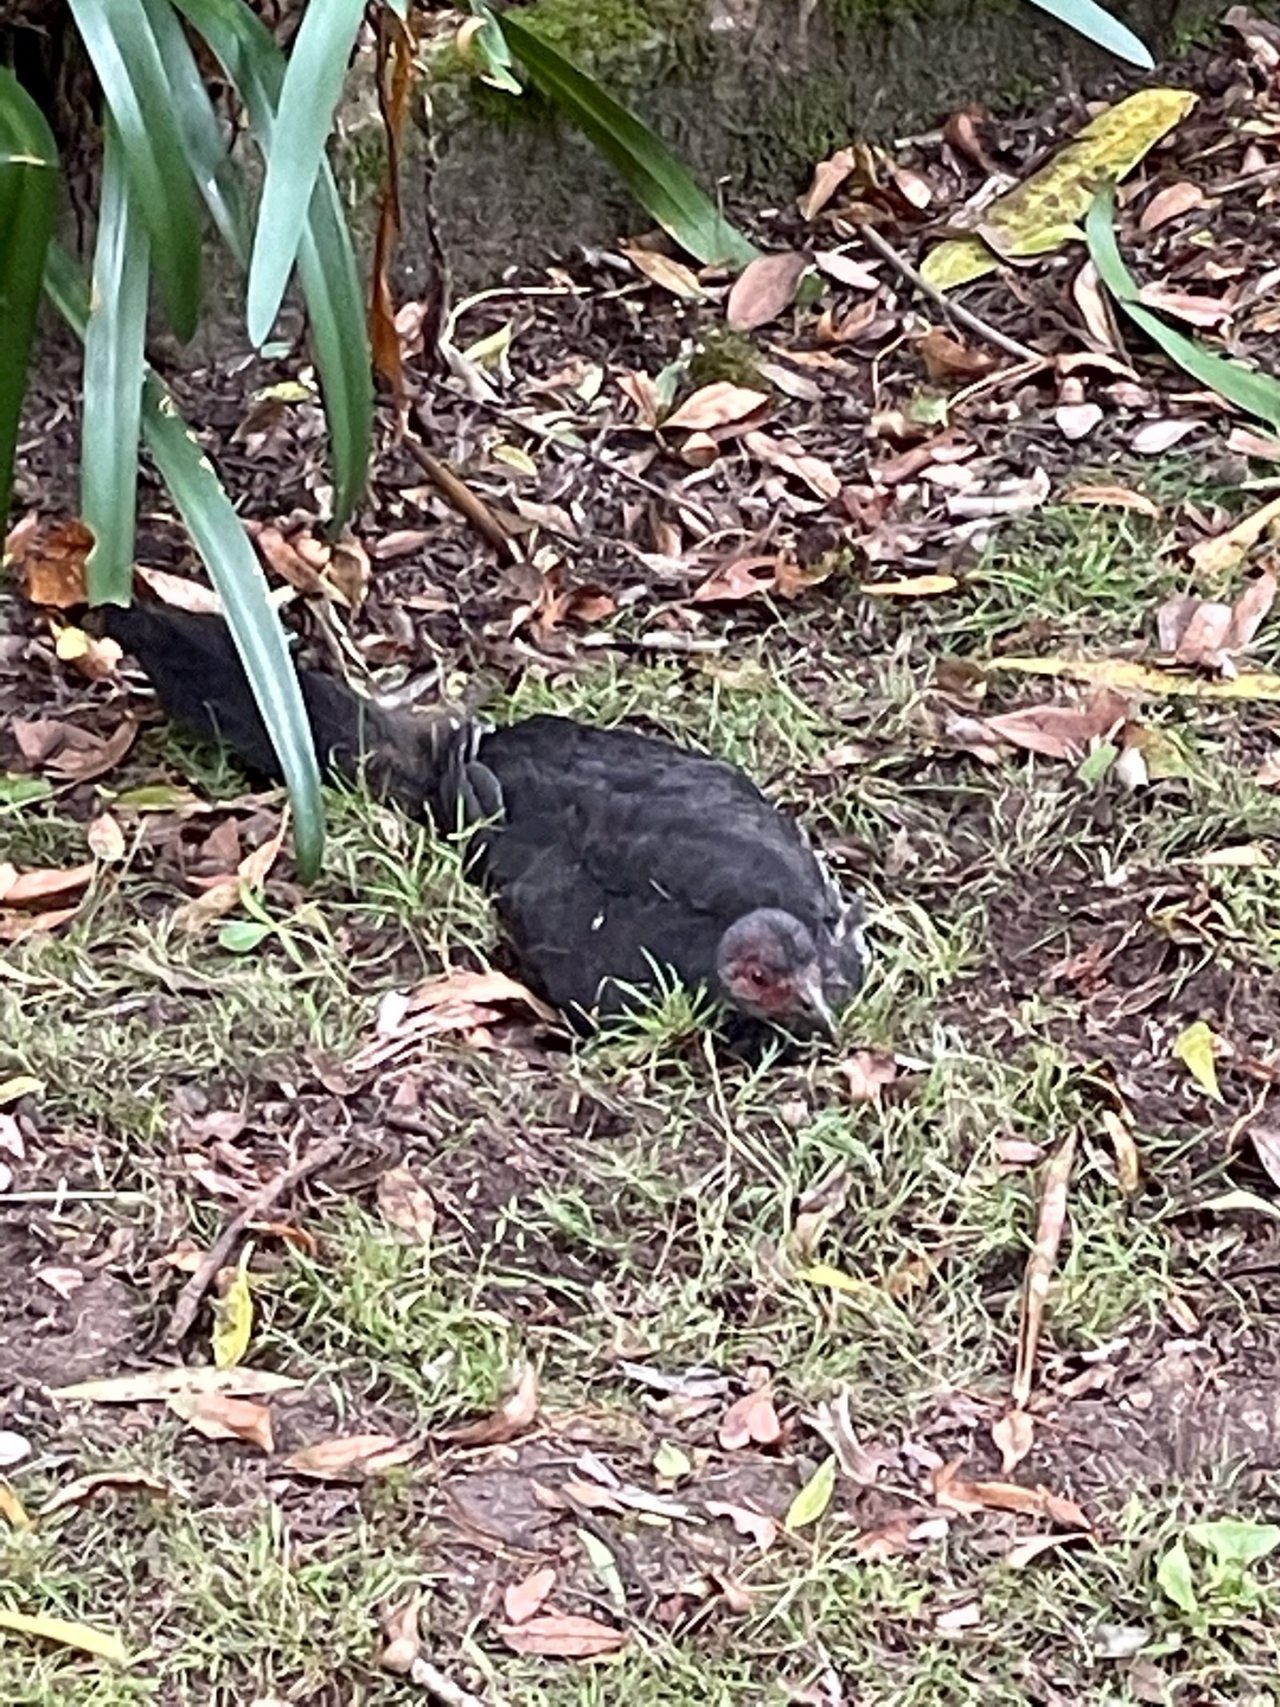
[93, 603, 481, 823]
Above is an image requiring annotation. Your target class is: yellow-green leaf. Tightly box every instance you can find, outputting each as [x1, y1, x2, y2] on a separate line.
[989, 655, 1280, 701]
[0, 1607, 129, 1663]
[212, 1254, 254, 1368]
[1173, 1020, 1222, 1101]
[796, 1263, 872, 1296]
[785, 1454, 837, 1533]
[0, 1075, 42, 1104]
[921, 88, 1197, 290]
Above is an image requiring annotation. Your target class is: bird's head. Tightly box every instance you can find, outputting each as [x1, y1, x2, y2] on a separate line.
[717, 907, 863, 1037]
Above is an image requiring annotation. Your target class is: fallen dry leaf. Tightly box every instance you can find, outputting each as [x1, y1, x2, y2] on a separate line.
[168, 1389, 275, 1452]
[692, 554, 780, 604]
[376, 1164, 436, 1244]
[281, 1433, 421, 1481]
[1131, 418, 1198, 455]
[842, 1051, 897, 1101]
[1187, 495, 1280, 577]
[980, 686, 1128, 761]
[705, 1499, 778, 1551]
[1010, 1131, 1078, 1425]
[0, 862, 95, 908]
[727, 251, 809, 331]
[861, 574, 958, 598]
[7, 516, 92, 608]
[798, 147, 856, 220]
[134, 566, 223, 613]
[1064, 482, 1160, 517]
[1156, 573, 1276, 672]
[622, 246, 705, 300]
[933, 1459, 1090, 1529]
[503, 1566, 557, 1625]
[718, 1383, 782, 1451]
[663, 382, 770, 433]
[917, 328, 1000, 385]
[1139, 180, 1208, 231]
[439, 1362, 539, 1447]
[53, 1365, 300, 1403]
[498, 1613, 629, 1659]
[743, 430, 840, 500]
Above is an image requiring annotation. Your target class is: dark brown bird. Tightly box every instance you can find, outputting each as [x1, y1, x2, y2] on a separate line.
[98, 605, 867, 1040]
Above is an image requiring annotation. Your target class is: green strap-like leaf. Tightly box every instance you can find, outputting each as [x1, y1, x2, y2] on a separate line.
[67, 0, 204, 339]
[174, 0, 372, 526]
[1086, 185, 1280, 436]
[44, 239, 326, 879]
[1022, 0, 1153, 69]
[245, 0, 366, 347]
[498, 13, 757, 269]
[139, 381, 325, 876]
[141, 0, 251, 266]
[82, 115, 150, 605]
[0, 69, 58, 526]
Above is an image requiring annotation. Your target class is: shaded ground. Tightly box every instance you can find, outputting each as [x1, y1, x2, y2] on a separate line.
[4, 14, 1280, 1707]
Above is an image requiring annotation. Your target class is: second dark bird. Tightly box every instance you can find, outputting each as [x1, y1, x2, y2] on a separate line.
[99, 604, 868, 1041]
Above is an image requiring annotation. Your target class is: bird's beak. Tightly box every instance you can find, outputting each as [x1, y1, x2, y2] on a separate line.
[798, 968, 839, 1039]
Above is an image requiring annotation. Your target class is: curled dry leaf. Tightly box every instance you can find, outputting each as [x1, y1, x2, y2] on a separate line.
[281, 1432, 421, 1481]
[991, 1407, 1035, 1475]
[1131, 418, 1198, 455]
[718, 1382, 782, 1451]
[1011, 1131, 1078, 1411]
[87, 814, 127, 863]
[1156, 572, 1276, 673]
[7, 516, 92, 609]
[798, 147, 856, 220]
[0, 862, 95, 908]
[439, 1362, 539, 1446]
[1139, 180, 1208, 232]
[38, 1470, 172, 1516]
[933, 1459, 1090, 1529]
[742, 431, 840, 500]
[693, 554, 780, 604]
[499, 1613, 629, 1660]
[663, 382, 770, 433]
[917, 328, 1000, 385]
[980, 685, 1129, 762]
[705, 1499, 778, 1552]
[402, 968, 560, 1029]
[167, 1389, 275, 1452]
[134, 565, 223, 613]
[726, 251, 810, 332]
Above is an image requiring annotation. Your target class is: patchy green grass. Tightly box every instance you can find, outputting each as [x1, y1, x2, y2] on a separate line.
[3, 468, 1280, 1706]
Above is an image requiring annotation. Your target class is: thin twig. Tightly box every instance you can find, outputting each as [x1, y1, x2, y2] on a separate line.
[468, 395, 719, 533]
[0, 1190, 148, 1206]
[407, 1657, 494, 1707]
[404, 411, 518, 560]
[854, 222, 1040, 363]
[165, 1130, 348, 1345]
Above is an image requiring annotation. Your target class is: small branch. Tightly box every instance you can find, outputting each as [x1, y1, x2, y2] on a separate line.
[405, 411, 517, 561]
[165, 1130, 348, 1346]
[854, 222, 1040, 364]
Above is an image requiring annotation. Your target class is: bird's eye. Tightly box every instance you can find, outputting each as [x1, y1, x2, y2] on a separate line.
[748, 967, 767, 987]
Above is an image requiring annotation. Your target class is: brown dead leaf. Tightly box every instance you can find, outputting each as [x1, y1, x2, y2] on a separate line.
[503, 1566, 557, 1625]
[617, 370, 665, 428]
[718, 1383, 782, 1451]
[1135, 285, 1232, 329]
[38, 1470, 172, 1517]
[798, 147, 856, 220]
[981, 686, 1128, 761]
[1012, 1132, 1077, 1412]
[172, 815, 288, 931]
[1228, 427, 1280, 462]
[742, 431, 840, 500]
[134, 566, 223, 613]
[991, 1407, 1035, 1474]
[1072, 261, 1121, 349]
[87, 814, 127, 863]
[0, 862, 95, 908]
[943, 104, 1004, 176]
[917, 328, 1000, 385]
[499, 1613, 629, 1659]
[168, 1390, 274, 1452]
[1156, 572, 1276, 671]
[664, 383, 770, 433]
[281, 1433, 421, 1480]
[12, 717, 136, 783]
[376, 1164, 435, 1244]
[933, 1459, 1090, 1529]
[727, 252, 810, 332]
[1064, 482, 1160, 518]
[1140, 180, 1208, 231]
[1132, 418, 1198, 455]
[692, 554, 779, 604]
[7, 516, 92, 609]
[403, 968, 559, 1028]
[842, 1051, 897, 1101]
[439, 1363, 539, 1447]
[851, 1515, 917, 1560]
[705, 1499, 778, 1551]
[622, 246, 705, 300]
